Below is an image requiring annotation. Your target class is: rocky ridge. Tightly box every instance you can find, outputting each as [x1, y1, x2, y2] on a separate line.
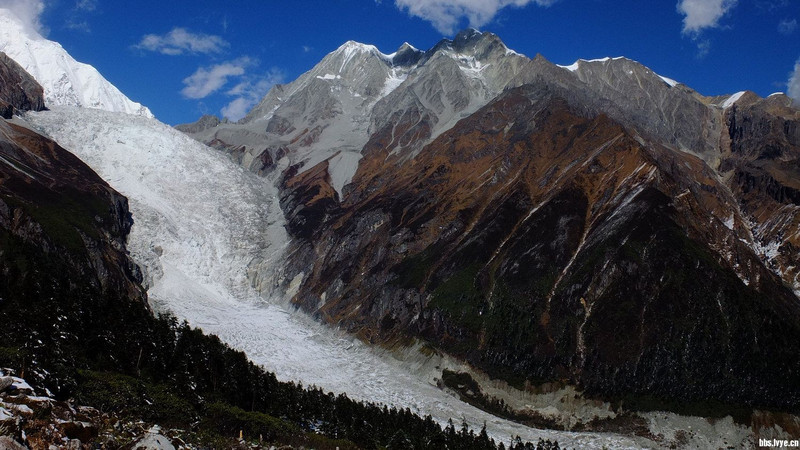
[0, 118, 145, 304]
[0, 52, 44, 119]
[181, 29, 533, 196]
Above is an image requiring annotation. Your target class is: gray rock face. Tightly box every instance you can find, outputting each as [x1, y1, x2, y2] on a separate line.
[0, 377, 12, 392]
[183, 30, 534, 196]
[0, 52, 45, 118]
[368, 30, 533, 158]
[173, 114, 220, 133]
[187, 39, 411, 194]
[559, 57, 724, 167]
[0, 436, 27, 450]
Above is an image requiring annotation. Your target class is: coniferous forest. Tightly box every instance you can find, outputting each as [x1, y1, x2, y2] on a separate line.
[0, 225, 561, 449]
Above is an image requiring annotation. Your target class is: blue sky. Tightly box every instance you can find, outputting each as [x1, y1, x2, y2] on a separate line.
[8, 0, 800, 125]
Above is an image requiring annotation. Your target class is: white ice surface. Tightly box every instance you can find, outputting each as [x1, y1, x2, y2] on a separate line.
[380, 67, 409, 97]
[658, 75, 679, 87]
[0, 8, 152, 118]
[722, 91, 746, 109]
[24, 106, 650, 449]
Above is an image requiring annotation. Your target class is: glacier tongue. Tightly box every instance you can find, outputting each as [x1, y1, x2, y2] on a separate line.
[0, 8, 152, 118]
[23, 106, 647, 449]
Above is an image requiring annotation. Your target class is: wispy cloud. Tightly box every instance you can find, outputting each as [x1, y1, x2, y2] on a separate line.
[75, 0, 97, 12]
[59, 0, 98, 33]
[677, 0, 738, 35]
[221, 69, 284, 121]
[778, 18, 797, 35]
[695, 39, 711, 59]
[136, 28, 229, 55]
[0, 0, 46, 36]
[393, 0, 558, 35]
[181, 57, 254, 99]
[65, 20, 90, 32]
[789, 59, 800, 105]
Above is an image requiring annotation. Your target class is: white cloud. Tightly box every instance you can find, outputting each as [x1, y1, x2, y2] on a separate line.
[695, 39, 711, 59]
[221, 69, 284, 121]
[0, 0, 46, 36]
[75, 0, 97, 12]
[65, 20, 90, 32]
[136, 28, 229, 55]
[394, 0, 558, 35]
[677, 0, 738, 35]
[181, 58, 253, 99]
[778, 18, 797, 35]
[788, 59, 800, 105]
[220, 98, 252, 122]
[61, 0, 98, 33]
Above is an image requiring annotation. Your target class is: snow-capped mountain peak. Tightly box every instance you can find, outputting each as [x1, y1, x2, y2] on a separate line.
[0, 7, 153, 118]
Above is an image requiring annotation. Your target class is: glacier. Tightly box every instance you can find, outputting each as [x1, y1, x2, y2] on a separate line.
[21, 106, 659, 449]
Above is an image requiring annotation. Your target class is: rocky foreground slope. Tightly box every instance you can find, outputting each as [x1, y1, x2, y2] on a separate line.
[182, 29, 800, 415]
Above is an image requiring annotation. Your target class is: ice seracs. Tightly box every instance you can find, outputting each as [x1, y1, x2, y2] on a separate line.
[0, 7, 152, 117]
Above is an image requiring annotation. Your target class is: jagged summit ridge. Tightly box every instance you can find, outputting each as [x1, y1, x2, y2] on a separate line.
[186, 29, 532, 198]
[0, 8, 153, 118]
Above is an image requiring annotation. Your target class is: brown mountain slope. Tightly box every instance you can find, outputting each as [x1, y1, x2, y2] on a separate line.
[281, 85, 800, 411]
[0, 118, 145, 309]
[721, 94, 800, 292]
[0, 52, 45, 118]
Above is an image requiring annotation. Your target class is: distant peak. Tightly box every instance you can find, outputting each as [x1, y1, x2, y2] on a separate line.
[338, 40, 381, 54]
[720, 90, 758, 109]
[0, 7, 43, 40]
[396, 42, 418, 53]
[558, 56, 638, 72]
[392, 42, 424, 67]
[433, 28, 513, 59]
[453, 28, 482, 42]
[0, 7, 152, 117]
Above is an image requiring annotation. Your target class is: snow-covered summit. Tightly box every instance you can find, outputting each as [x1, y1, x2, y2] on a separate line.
[559, 56, 682, 88]
[559, 56, 630, 72]
[0, 8, 153, 118]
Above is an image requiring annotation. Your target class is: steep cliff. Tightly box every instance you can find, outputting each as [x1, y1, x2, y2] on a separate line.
[0, 52, 44, 118]
[0, 117, 146, 391]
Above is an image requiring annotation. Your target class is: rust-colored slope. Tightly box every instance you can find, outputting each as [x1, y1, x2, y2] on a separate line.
[722, 95, 800, 291]
[280, 87, 800, 410]
[0, 119, 145, 302]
